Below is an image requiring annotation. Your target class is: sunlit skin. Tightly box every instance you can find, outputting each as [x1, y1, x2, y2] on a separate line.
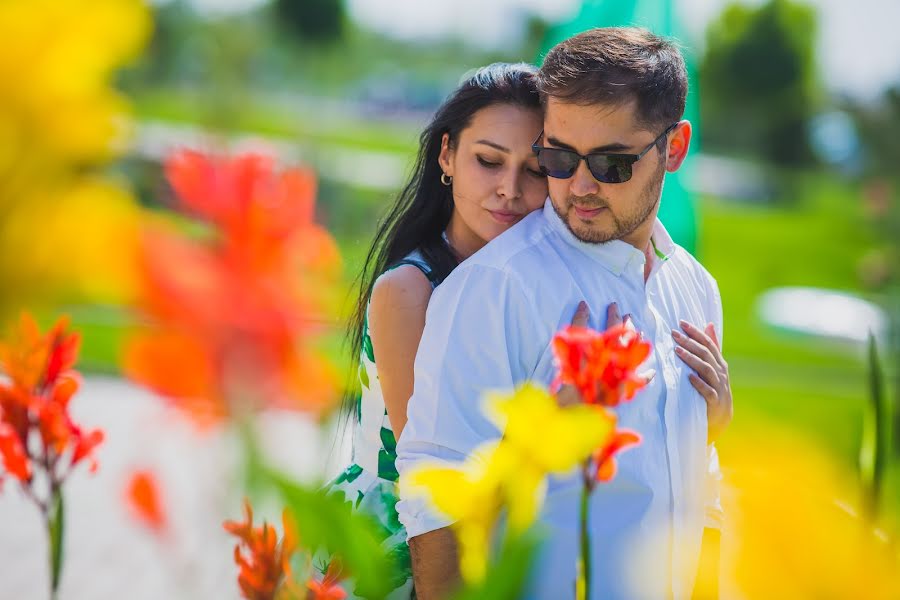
[543, 97, 691, 259]
[369, 103, 547, 442]
[438, 103, 548, 259]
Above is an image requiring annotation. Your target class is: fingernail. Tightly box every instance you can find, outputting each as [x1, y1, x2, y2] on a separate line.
[671, 329, 682, 338]
[679, 320, 689, 329]
[675, 346, 684, 354]
[578, 300, 587, 311]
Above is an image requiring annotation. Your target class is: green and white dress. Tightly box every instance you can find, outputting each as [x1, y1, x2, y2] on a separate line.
[326, 251, 440, 597]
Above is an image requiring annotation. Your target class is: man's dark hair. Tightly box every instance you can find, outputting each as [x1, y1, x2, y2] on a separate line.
[537, 27, 688, 131]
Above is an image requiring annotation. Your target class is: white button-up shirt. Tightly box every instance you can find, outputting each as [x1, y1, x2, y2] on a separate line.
[397, 199, 723, 599]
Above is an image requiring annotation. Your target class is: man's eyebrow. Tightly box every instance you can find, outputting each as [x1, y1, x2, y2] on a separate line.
[546, 135, 632, 153]
[474, 139, 510, 152]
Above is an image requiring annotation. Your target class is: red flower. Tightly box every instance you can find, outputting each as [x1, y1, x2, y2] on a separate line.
[307, 561, 347, 600]
[0, 313, 103, 488]
[126, 470, 167, 533]
[552, 324, 651, 406]
[223, 499, 296, 600]
[124, 151, 342, 426]
[592, 430, 642, 482]
[0, 423, 31, 485]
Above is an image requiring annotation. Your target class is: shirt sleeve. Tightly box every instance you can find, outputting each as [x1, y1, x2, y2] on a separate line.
[395, 263, 541, 539]
[704, 272, 725, 530]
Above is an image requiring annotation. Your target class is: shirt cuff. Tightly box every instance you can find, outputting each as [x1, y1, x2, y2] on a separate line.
[397, 495, 455, 539]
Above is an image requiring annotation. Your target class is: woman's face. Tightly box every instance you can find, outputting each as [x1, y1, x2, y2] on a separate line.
[439, 103, 547, 253]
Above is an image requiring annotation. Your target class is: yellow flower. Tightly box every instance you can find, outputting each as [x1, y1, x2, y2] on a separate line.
[403, 443, 506, 583]
[402, 384, 618, 582]
[0, 0, 151, 314]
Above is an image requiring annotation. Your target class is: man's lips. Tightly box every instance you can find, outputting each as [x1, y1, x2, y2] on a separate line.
[573, 205, 607, 219]
[488, 209, 523, 224]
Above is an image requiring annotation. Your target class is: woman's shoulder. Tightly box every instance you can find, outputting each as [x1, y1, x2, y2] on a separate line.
[370, 262, 434, 316]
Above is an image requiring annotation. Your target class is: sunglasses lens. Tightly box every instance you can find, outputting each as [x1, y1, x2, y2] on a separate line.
[537, 148, 579, 179]
[587, 155, 632, 183]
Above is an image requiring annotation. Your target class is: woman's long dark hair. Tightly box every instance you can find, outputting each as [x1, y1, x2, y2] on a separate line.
[344, 62, 541, 415]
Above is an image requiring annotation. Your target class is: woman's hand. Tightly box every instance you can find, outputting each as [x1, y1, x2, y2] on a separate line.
[672, 321, 733, 442]
[555, 301, 652, 407]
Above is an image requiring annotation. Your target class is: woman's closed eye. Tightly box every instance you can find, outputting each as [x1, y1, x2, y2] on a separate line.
[476, 155, 501, 169]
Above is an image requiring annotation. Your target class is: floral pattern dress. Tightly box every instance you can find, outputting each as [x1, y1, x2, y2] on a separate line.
[325, 251, 440, 598]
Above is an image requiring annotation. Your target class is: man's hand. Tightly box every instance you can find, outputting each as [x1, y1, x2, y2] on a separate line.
[672, 321, 733, 441]
[409, 527, 461, 600]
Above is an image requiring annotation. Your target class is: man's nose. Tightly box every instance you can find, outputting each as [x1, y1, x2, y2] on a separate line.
[569, 160, 599, 198]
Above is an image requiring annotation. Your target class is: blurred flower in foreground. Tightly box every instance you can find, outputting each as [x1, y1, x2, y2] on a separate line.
[696, 422, 900, 599]
[0, 0, 150, 316]
[125, 469, 167, 534]
[403, 383, 625, 583]
[551, 323, 650, 600]
[0, 313, 104, 596]
[223, 499, 298, 600]
[123, 151, 342, 426]
[307, 561, 347, 600]
[552, 324, 651, 408]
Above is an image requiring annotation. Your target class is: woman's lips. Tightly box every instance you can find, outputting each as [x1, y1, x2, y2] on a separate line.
[488, 209, 523, 225]
[573, 205, 607, 219]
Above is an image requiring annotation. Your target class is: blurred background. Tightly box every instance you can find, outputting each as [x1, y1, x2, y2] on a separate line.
[2, 0, 899, 597]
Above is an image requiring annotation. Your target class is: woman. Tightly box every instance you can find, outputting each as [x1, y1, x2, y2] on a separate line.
[326, 62, 548, 596]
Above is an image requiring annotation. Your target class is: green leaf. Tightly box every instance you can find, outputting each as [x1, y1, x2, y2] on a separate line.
[267, 469, 394, 599]
[48, 489, 65, 597]
[860, 332, 888, 520]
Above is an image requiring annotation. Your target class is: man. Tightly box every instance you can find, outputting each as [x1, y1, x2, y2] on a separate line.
[396, 27, 732, 599]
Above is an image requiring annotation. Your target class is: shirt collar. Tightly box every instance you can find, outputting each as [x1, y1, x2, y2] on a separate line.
[542, 198, 646, 277]
[650, 218, 676, 262]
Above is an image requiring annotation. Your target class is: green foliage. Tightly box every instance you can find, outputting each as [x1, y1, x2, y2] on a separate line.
[272, 0, 345, 43]
[268, 470, 394, 599]
[860, 333, 889, 520]
[700, 0, 821, 165]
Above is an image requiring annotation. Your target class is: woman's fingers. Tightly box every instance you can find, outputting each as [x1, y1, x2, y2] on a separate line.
[638, 368, 656, 385]
[706, 323, 721, 350]
[555, 384, 582, 407]
[688, 373, 719, 406]
[674, 345, 720, 386]
[676, 321, 726, 370]
[606, 302, 622, 328]
[570, 300, 590, 328]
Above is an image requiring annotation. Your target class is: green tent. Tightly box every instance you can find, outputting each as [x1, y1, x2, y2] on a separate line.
[539, 0, 699, 254]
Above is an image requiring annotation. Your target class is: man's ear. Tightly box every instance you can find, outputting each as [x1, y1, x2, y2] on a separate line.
[438, 132, 454, 176]
[665, 120, 692, 173]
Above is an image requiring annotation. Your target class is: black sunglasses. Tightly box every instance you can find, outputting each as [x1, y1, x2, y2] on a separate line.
[532, 122, 679, 184]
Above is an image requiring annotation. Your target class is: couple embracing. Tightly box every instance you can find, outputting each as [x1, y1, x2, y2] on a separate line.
[330, 26, 733, 600]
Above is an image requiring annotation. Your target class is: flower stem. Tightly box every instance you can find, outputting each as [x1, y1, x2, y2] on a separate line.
[46, 486, 64, 600]
[579, 465, 592, 600]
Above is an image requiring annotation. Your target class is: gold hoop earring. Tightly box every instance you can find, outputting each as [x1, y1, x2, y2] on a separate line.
[441, 173, 452, 186]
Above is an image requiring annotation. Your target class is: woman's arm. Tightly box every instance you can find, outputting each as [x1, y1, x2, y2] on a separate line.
[368, 265, 434, 438]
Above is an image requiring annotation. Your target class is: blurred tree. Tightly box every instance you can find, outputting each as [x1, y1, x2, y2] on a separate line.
[272, 0, 345, 43]
[700, 0, 821, 166]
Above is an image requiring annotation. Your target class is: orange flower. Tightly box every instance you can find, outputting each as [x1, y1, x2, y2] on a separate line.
[592, 429, 642, 482]
[126, 470, 167, 533]
[223, 499, 296, 600]
[0, 313, 103, 483]
[307, 561, 347, 600]
[124, 151, 341, 426]
[552, 324, 651, 406]
[0, 423, 31, 485]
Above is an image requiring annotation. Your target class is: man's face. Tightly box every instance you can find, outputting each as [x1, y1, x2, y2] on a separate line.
[542, 97, 670, 245]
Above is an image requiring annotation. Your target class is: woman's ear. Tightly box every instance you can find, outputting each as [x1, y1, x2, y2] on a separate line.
[438, 132, 454, 177]
[666, 120, 692, 173]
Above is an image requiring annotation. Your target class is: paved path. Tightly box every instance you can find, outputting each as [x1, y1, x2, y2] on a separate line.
[0, 376, 352, 600]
